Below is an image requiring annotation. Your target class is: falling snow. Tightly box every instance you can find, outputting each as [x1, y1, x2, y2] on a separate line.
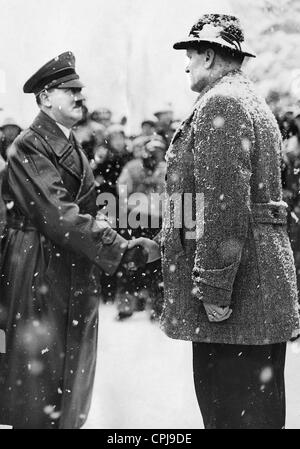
[82, 304, 300, 429]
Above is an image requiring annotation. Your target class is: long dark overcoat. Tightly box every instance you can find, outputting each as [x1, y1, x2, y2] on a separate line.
[0, 111, 127, 428]
[160, 69, 300, 345]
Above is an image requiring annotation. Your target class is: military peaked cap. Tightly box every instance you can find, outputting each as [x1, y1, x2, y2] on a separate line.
[23, 51, 84, 95]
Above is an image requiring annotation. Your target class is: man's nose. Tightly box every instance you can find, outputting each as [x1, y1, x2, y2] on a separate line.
[74, 92, 85, 102]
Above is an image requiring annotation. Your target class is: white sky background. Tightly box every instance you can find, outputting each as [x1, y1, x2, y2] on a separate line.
[0, 0, 241, 132]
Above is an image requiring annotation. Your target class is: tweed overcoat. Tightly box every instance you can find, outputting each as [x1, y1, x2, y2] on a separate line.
[0, 111, 127, 428]
[160, 69, 300, 345]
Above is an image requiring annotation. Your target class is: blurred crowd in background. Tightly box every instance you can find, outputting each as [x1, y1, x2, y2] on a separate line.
[279, 108, 300, 296]
[0, 103, 179, 322]
[1, 101, 300, 321]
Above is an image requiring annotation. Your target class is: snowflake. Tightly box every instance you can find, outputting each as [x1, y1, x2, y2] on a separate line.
[259, 366, 273, 384]
[6, 201, 14, 210]
[43, 405, 56, 415]
[213, 116, 225, 129]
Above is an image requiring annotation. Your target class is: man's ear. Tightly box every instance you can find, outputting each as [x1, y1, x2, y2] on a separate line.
[204, 48, 215, 69]
[40, 90, 51, 108]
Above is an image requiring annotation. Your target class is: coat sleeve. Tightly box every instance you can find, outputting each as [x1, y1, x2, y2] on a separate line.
[7, 134, 128, 275]
[192, 94, 254, 306]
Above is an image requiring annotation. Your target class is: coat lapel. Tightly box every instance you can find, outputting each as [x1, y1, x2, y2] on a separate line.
[69, 130, 97, 204]
[69, 131, 87, 202]
[30, 111, 96, 208]
[30, 111, 82, 182]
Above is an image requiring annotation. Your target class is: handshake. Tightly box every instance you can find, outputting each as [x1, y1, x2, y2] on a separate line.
[96, 212, 160, 272]
[120, 237, 161, 272]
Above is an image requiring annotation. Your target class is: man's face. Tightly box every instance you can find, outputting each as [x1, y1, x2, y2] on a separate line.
[109, 133, 126, 153]
[185, 48, 209, 93]
[46, 87, 85, 128]
[94, 146, 108, 164]
[141, 123, 155, 136]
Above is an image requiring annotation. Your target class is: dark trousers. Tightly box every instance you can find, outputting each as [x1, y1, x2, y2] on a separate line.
[192, 342, 287, 429]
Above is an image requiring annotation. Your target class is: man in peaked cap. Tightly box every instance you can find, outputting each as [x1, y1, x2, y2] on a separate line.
[0, 51, 148, 429]
[131, 13, 300, 428]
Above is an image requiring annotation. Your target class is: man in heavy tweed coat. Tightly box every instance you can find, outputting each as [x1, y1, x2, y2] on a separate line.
[134, 14, 300, 429]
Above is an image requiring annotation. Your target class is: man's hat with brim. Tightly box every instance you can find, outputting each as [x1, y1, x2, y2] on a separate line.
[153, 109, 173, 118]
[145, 136, 167, 152]
[153, 103, 173, 118]
[23, 51, 84, 96]
[173, 13, 256, 58]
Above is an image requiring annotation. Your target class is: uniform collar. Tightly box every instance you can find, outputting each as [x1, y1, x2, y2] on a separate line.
[30, 110, 86, 185]
[56, 121, 71, 139]
[30, 110, 72, 158]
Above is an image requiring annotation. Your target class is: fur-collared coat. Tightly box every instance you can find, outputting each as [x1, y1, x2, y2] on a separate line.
[0, 111, 127, 429]
[160, 69, 300, 345]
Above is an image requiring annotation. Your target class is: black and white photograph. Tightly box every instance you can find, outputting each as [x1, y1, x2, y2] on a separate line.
[0, 0, 300, 432]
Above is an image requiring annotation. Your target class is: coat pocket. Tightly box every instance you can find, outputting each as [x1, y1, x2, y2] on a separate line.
[192, 262, 240, 307]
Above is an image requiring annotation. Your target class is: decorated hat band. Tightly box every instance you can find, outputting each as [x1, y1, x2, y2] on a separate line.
[173, 14, 256, 58]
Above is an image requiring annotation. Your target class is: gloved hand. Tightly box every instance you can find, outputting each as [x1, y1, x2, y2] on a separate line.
[121, 245, 149, 272]
[127, 237, 161, 263]
[95, 211, 112, 229]
[203, 303, 232, 322]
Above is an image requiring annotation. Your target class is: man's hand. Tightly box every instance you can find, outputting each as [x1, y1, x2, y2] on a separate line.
[128, 237, 161, 263]
[121, 245, 149, 272]
[203, 303, 232, 322]
[95, 211, 112, 229]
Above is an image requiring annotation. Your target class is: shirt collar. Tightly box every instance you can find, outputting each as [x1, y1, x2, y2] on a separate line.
[56, 121, 71, 139]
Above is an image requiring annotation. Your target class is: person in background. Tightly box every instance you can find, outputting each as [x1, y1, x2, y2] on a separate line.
[90, 107, 112, 128]
[116, 136, 166, 321]
[0, 121, 22, 161]
[153, 104, 174, 146]
[92, 124, 132, 304]
[90, 143, 110, 191]
[141, 120, 156, 137]
[282, 110, 300, 298]
[91, 136, 117, 304]
[73, 107, 106, 161]
[169, 119, 182, 138]
[278, 110, 297, 141]
[96, 124, 132, 198]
